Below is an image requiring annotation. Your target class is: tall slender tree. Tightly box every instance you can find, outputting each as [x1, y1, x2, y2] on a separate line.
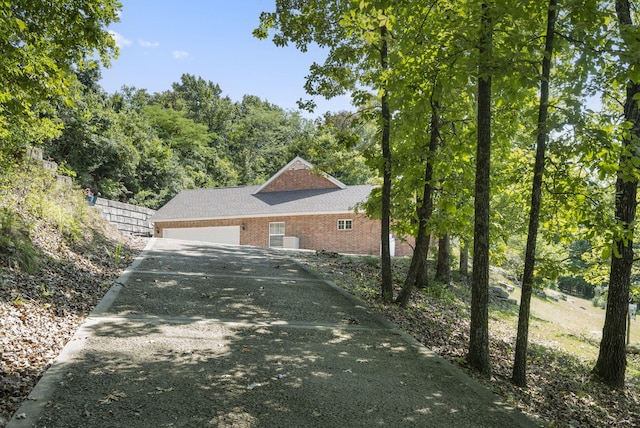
[459, 239, 469, 276]
[255, 1, 401, 300]
[379, 22, 394, 302]
[512, 0, 558, 388]
[434, 234, 451, 285]
[593, 0, 640, 388]
[468, 0, 494, 377]
[396, 98, 441, 307]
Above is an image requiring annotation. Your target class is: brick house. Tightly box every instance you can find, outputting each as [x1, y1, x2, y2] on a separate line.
[151, 157, 413, 256]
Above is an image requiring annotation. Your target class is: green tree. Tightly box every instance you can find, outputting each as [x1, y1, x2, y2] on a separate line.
[0, 0, 119, 167]
[378, 22, 393, 302]
[143, 104, 212, 188]
[227, 95, 309, 184]
[434, 234, 451, 285]
[395, 97, 441, 307]
[45, 73, 141, 200]
[512, 0, 558, 388]
[593, 0, 640, 388]
[155, 73, 237, 139]
[255, 0, 399, 301]
[468, 0, 494, 377]
[287, 111, 375, 185]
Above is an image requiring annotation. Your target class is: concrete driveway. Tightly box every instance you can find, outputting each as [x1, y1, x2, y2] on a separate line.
[8, 238, 538, 427]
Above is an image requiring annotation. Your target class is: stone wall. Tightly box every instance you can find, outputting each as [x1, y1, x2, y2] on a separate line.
[27, 146, 73, 188]
[94, 199, 156, 237]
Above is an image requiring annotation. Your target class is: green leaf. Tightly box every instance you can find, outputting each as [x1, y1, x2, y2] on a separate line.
[14, 18, 26, 31]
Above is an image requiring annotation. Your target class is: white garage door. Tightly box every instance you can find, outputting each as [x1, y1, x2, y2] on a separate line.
[162, 226, 240, 245]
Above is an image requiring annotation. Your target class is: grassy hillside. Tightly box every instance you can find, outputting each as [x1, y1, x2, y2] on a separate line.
[0, 163, 146, 426]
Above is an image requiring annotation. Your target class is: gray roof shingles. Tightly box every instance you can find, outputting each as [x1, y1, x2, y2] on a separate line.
[151, 184, 375, 221]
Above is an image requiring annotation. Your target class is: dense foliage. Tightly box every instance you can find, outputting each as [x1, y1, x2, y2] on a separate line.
[257, 0, 640, 387]
[40, 72, 374, 209]
[0, 0, 119, 169]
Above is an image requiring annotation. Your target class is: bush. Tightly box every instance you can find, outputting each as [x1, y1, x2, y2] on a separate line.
[0, 207, 39, 273]
[17, 164, 89, 242]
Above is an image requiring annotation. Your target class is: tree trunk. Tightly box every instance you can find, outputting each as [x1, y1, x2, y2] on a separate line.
[396, 219, 429, 307]
[593, 0, 639, 388]
[468, 1, 493, 377]
[459, 239, 469, 276]
[416, 235, 431, 289]
[434, 234, 451, 285]
[379, 24, 393, 303]
[512, 0, 557, 388]
[396, 100, 440, 307]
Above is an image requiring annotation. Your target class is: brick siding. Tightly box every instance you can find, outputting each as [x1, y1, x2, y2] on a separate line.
[154, 213, 414, 257]
[260, 168, 339, 192]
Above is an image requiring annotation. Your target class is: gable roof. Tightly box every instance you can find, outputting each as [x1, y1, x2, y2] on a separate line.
[151, 157, 373, 222]
[151, 184, 374, 222]
[254, 156, 346, 194]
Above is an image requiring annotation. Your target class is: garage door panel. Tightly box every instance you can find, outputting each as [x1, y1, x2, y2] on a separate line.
[163, 226, 240, 245]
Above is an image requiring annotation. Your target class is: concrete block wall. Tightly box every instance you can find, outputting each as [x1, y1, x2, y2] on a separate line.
[94, 199, 156, 236]
[27, 146, 73, 189]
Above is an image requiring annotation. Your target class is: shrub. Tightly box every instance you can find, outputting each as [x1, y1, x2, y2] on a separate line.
[0, 207, 39, 274]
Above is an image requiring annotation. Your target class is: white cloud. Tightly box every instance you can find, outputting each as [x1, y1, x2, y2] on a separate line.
[109, 30, 132, 48]
[172, 50, 189, 59]
[139, 39, 159, 48]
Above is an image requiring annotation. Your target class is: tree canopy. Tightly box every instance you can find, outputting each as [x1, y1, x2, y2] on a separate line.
[0, 0, 120, 167]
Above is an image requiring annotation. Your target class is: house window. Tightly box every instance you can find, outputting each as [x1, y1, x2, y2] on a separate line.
[337, 219, 353, 230]
[269, 222, 285, 247]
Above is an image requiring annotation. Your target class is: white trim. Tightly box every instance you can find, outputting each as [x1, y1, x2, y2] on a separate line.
[337, 219, 353, 230]
[153, 210, 359, 223]
[252, 156, 346, 194]
[269, 221, 286, 247]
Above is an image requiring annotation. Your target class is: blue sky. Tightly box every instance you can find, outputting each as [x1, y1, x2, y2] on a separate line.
[100, 1, 352, 117]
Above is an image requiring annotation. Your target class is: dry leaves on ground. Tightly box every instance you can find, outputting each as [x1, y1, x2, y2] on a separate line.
[292, 251, 640, 428]
[3, 237, 639, 427]
[0, 220, 147, 427]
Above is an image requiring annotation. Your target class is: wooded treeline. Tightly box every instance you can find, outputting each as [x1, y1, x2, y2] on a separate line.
[1, 0, 639, 390]
[41, 71, 375, 209]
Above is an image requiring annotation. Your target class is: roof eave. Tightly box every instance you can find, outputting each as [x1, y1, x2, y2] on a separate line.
[152, 210, 363, 223]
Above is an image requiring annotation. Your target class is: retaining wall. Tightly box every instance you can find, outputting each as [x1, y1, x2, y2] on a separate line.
[93, 199, 156, 236]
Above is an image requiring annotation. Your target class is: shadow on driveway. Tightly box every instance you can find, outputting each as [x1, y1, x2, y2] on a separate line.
[8, 238, 539, 428]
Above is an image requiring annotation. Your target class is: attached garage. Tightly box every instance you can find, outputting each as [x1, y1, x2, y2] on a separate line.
[150, 157, 415, 256]
[162, 226, 240, 245]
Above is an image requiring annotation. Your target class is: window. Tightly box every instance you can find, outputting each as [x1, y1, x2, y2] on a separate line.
[269, 222, 285, 247]
[337, 219, 353, 230]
